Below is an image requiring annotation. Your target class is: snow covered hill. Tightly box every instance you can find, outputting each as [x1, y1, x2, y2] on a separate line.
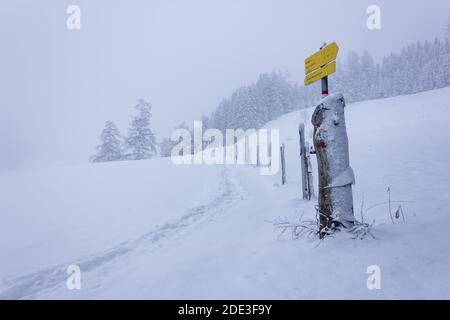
[1, 87, 450, 299]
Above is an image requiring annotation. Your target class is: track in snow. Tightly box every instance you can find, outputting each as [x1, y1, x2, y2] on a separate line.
[0, 168, 241, 300]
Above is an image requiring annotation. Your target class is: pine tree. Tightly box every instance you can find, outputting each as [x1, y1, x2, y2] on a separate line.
[442, 40, 450, 87]
[255, 73, 272, 123]
[160, 137, 174, 157]
[90, 121, 123, 162]
[246, 84, 264, 129]
[345, 51, 362, 101]
[445, 14, 450, 42]
[124, 99, 157, 160]
[360, 50, 377, 98]
[213, 99, 231, 132]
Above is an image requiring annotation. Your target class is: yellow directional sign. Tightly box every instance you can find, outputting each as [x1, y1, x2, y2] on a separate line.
[305, 42, 339, 75]
[304, 61, 336, 86]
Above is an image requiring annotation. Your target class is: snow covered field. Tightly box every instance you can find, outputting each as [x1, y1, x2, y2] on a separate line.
[1, 87, 450, 299]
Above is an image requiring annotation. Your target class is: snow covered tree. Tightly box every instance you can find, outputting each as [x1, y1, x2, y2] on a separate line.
[124, 99, 157, 160]
[246, 84, 264, 128]
[360, 50, 378, 98]
[160, 137, 174, 157]
[212, 99, 231, 132]
[445, 14, 450, 42]
[442, 40, 450, 87]
[159, 122, 194, 157]
[208, 71, 318, 132]
[90, 121, 123, 162]
[345, 51, 363, 101]
[229, 87, 252, 129]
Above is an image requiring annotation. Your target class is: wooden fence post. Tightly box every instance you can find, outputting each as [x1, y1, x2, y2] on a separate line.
[305, 141, 314, 200]
[299, 124, 310, 199]
[281, 144, 286, 185]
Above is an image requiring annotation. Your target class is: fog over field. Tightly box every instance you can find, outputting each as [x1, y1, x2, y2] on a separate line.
[0, 0, 448, 170]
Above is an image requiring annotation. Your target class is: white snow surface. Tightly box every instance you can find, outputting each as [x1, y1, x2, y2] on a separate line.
[1, 87, 450, 299]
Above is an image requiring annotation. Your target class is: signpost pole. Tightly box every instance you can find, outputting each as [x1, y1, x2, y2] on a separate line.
[321, 76, 329, 97]
[320, 43, 329, 97]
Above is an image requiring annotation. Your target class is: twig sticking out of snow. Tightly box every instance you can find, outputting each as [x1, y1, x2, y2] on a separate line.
[387, 187, 394, 224]
[363, 187, 411, 224]
[360, 196, 365, 224]
[267, 215, 320, 241]
[395, 204, 406, 223]
[347, 220, 376, 240]
[268, 210, 376, 242]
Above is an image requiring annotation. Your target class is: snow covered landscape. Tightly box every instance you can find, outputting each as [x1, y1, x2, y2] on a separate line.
[1, 1, 450, 302]
[1, 87, 450, 299]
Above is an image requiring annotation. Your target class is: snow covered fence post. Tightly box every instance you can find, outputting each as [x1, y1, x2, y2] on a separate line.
[281, 143, 286, 185]
[299, 124, 310, 199]
[305, 142, 314, 199]
[311, 93, 355, 236]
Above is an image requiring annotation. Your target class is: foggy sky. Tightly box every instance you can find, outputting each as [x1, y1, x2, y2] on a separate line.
[0, 0, 448, 170]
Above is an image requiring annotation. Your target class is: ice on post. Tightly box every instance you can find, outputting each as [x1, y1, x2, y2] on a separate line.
[312, 93, 355, 231]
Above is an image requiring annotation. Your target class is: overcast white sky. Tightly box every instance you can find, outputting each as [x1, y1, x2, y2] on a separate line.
[0, 0, 449, 170]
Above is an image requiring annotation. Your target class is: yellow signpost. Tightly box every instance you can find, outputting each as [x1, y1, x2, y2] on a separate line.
[304, 61, 336, 86]
[305, 42, 339, 75]
[304, 42, 339, 95]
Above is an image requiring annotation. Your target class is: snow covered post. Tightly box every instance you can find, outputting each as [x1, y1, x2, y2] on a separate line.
[311, 93, 355, 236]
[299, 124, 310, 200]
[280, 143, 286, 185]
[305, 142, 314, 199]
